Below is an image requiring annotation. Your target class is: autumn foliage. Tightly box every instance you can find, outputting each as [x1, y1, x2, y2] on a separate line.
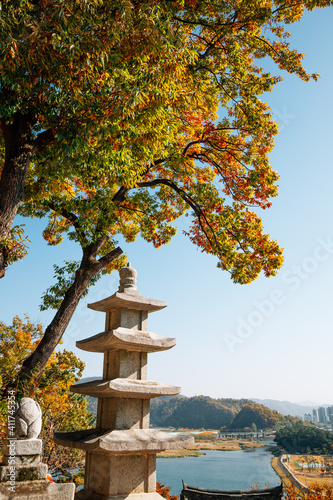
[1, 0, 332, 391]
[285, 483, 333, 500]
[156, 482, 179, 500]
[227, 402, 299, 430]
[0, 316, 94, 474]
[274, 423, 333, 454]
[2, 0, 332, 282]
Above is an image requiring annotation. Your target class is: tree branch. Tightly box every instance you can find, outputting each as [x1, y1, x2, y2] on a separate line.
[47, 202, 89, 247]
[112, 186, 129, 205]
[137, 178, 219, 250]
[31, 128, 55, 154]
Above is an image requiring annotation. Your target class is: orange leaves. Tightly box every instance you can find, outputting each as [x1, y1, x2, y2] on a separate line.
[156, 482, 179, 500]
[285, 482, 333, 500]
[0, 225, 30, 266]
[183, 199, 283, 284]
[4, 0, 329, 285]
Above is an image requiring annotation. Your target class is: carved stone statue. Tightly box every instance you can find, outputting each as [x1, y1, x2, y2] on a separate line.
[15, 397, 42, 439]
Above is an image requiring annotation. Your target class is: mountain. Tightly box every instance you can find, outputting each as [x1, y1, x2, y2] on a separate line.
[150, 395, 249, 429]
[296, 401, 320, 407]
[251, 398, 317, 418]
[227, 402, 299, 430]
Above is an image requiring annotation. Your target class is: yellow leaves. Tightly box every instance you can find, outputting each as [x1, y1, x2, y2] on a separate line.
[0, 225, 30, 267]
[3, 0, 326, 285]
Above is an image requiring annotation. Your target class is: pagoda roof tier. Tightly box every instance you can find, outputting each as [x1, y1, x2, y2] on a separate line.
[88, 292, 167, 313]
[54, 428, 194, 454]
[76, 327, 176, 353]
[71, 378, 180, 399]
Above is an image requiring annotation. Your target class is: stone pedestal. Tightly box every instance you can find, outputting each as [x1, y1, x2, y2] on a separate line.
[55, 263, 193, 499]
[0, 480, 75, 500]
[0, 399, 75, 499]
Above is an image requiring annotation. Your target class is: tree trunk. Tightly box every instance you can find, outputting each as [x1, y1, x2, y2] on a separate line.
[17, 245, 123, 395]
[0, 112, 34, 278]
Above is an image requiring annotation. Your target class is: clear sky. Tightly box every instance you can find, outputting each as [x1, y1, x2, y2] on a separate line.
[2, 7, 333, 406]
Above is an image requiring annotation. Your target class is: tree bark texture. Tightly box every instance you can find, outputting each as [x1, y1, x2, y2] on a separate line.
[0, 112, 34, 278]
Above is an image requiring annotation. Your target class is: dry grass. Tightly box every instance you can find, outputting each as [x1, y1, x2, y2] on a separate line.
[157, 449, 204, 458]
[286, 455, 333, 487]
[157, 438, 264, 457]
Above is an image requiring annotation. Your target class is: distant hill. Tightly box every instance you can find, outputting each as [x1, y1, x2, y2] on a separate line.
[150, 396, 254, 429]
[251, 398, 318, 418]
[227, 402, 299, 430]
[150, 396, 300, 430]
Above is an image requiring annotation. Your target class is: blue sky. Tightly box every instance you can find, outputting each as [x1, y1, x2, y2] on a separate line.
[2, 7, 333, 405]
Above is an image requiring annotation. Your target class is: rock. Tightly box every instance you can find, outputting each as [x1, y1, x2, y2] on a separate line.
[15, 398, 42, 439]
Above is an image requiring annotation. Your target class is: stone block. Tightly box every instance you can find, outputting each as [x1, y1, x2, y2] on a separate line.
[0, 463, 47, 482]
[96, 397, 150, 429]
[3, 439, 42, 456]
[0, 480, 75, 499]
[84, 452, 156, 497]
[2, 454, 41, 465]
[76, 490, 165, 500]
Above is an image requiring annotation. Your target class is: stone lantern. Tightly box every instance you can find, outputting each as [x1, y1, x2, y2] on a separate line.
[0, 398, 75, 499]
[55, 263, 193, 499]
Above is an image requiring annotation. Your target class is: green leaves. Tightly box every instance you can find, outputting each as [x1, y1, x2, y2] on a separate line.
[40, 261, 80, 311]
[2, 0, 331, 288]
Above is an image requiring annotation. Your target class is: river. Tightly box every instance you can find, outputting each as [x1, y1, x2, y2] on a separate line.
[156, 446, 280, 496]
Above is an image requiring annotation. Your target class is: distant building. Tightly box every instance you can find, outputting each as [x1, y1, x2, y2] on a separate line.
[326, 406, 333, 420]
[318, 407, 327, 424]
[304, 413, 312, 422]
[312, 409, 318, 423]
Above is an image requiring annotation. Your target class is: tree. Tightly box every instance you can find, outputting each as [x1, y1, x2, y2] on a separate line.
[285, 482, 333, 500]
[1, 0, 331, 392]
[0, 316, 95, 475]
[274, 423, 333, 454]
[228, 402, 282, 430]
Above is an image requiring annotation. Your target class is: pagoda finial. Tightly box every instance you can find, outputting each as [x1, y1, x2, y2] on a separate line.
[118, 262, 139, 295]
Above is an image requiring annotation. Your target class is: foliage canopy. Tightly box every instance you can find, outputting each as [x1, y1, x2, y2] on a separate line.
[0, 0, 331, 391]
[2, 0, 332, 282]
[274, 422, 333, 454]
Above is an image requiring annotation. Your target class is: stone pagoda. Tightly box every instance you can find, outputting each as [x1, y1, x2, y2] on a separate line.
[55, 263, 193, 499]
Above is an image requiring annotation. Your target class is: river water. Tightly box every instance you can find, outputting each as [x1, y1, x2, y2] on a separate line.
[156, 446, 280, 496]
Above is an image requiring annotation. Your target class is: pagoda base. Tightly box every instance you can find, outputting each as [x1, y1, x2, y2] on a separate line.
[0, 480, 75, 499]
[81, 451, 156, 497]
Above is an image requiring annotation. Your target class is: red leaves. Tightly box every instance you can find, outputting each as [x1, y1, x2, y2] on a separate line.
[156, 482, 179, 500]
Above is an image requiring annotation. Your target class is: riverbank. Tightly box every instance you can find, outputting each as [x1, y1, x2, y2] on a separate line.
[271, 454, 333, 490]
[271, 457, 294, 487]
[157, 437, 265, 458]
[284, 455, 333, 488]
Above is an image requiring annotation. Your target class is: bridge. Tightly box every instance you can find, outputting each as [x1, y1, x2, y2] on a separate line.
[218, 431, 275, 440]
